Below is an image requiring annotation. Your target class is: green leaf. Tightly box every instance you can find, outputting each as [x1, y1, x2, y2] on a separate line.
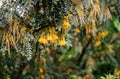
[113, 19, 120, 32]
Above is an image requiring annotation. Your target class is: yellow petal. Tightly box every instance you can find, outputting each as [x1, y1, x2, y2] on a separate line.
[39, 67, 45, 74]
[47, 33, 52, 41]
[74, 28, 80, 33]
[93, 40, 101, 47]
[50, 34, 58, 43]
[58, 37, 66, 46]
[6, 76, 11, 79]
[62, 20, 70, 29]
[38, 35, 48, 44]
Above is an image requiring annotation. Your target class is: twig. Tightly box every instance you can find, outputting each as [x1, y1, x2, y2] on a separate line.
[77, 38, 92, 65]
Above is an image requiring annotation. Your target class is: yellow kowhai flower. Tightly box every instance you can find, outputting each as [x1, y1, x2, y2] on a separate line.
[41, 75, 45, 79]
[86, 34, 91, 39]
[20, 26, 27, 34]
[6, 76, 11, 79]
[63, 16, 67, 19]
[93, 40, 101, 47]
[47, 33, 58, 43]
[49, 34, 58, 43]
[47, 33, 52, 41]
[39, 67, 45, 74]
[74, 28, 80, 33]
[114, 69, 120, 76]
[58, 35, 66, 46]
[96, 31, 108, 38]
[67, 13, 73, 17]
[58, 39, 66, 46]
[52, 34, 58, 40]
[62, 19, 70, 29]
[38, 34, 48, 45]
[46, 27, 58, 43]
[51, 27, 56, 33]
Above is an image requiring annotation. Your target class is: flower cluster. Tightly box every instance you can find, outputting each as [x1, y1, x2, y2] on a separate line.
[58, 34, 66, 46]
[96, 31, 108, 38]
[93, 31, 108, 47]
[38, 26, 68, 46]
[93, 40, 101, 47]
[38, 27, 58, 45]
[38, 15, 71, 46]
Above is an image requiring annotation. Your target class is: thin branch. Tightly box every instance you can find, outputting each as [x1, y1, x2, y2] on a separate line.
[77, 38, 92, 65]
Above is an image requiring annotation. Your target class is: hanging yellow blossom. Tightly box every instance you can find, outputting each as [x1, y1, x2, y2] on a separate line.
[96, 31, 108, 38]
[58, 39, 66, 46]
[62, 18, 70, 29]
[39, 67, 45, 74]
[46, 27, 58, 43]
[49, 34, 58, 43]
[67, 13, 73, 17]
[114, 69, 120, 76]
[50, 27, 57, 35]
[93, 40, 101, 47]
[38, 27, 58, 44]
[74, 28, 80, 33]
[47, 33, 52, 41]
[6, 76, 11, 79]
[58, 35, 66, 46]
[40, 75, 45, 79]
[38, 33, 48, 45]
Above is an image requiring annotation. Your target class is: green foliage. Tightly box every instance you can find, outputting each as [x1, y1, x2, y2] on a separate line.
[112, 17, 120, 32]
[100, 74, 120, 79]
[0, 0, 120, 79]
